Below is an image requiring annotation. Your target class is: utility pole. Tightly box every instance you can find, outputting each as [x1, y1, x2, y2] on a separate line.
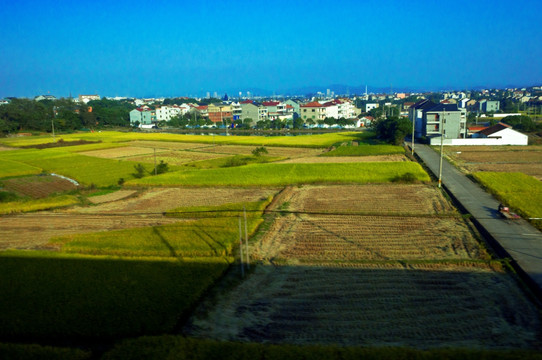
[238, 217, 244, 278]
[438, 112, 445, 188]
[244, 206, 249, 270]
[154, 148, 157, 175]
[411, 112, 415, 155]
[51, 119, 55, 141]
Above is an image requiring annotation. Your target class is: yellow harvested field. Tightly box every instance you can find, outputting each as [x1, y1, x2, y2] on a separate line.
[282, 184, 455, 215]
[186, 183, 539, 348]
[72, 187, 280, 214]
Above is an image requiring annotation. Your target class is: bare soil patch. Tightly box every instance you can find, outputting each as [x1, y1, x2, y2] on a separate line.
[0, 145, 15, 151]
[1, 175, 78, 198]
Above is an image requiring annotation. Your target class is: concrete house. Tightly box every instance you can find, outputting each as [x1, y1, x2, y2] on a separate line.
[284, 99, 301, 118]
[130, 108, 156, 128]
[479, 100, 500, 113]
[300, 101, 326, 122]
[409, 100, 466, 143]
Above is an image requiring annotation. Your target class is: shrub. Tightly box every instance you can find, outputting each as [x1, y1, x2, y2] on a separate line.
[391, 172, 417, 183]
[133, 163, 146, 178]
[252, 146, 268, 157]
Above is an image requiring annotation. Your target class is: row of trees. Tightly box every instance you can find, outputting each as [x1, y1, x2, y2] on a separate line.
[0, 98, 134, 134]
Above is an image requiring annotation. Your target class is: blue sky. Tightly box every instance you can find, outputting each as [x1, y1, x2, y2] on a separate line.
[1, 0, 541, 98]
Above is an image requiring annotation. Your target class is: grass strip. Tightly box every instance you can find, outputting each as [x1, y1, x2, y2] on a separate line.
[128, 162, 430, 187]
[473, 172, 542, 230]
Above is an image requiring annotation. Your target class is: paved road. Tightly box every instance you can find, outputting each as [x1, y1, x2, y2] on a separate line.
[413, 143, 542, 295]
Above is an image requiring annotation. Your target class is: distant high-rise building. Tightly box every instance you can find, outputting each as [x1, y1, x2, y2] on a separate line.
[247, 91, 251, 99]
[206, 92, 210, 99]
[326, 89, 331, 98]
[213, 91, 218, 99]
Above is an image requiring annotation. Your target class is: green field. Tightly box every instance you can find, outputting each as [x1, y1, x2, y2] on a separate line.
[1, 148, 158, 187]
[0, 252, 229, 338]
[473, 172, 542, 229]
[128, 162, 430, 187]
[0, 158, 42, 178]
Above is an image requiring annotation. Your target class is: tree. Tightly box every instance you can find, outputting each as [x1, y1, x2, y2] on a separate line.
[252, 146, 268, 157]
[132, 163, 146, 178]
[373, 117, 412, 145]
[501, 115, 537, 132]
[155, 160, 169, 174]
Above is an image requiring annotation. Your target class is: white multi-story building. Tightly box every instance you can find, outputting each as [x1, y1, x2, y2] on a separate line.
[156, 106, 183, 121]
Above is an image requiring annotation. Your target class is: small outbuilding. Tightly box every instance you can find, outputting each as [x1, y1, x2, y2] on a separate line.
[473, 123, 528, 145]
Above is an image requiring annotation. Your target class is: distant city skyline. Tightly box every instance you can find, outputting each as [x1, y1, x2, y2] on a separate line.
[1, 0, 541, 99]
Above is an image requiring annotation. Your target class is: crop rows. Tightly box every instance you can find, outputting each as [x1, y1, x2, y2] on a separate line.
[285, 184, 454, 215]
[190, 263, 540, 348]
[274, 215, 481, 261]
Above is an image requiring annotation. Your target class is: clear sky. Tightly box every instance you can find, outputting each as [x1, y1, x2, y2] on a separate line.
[1, 0, 541, 98]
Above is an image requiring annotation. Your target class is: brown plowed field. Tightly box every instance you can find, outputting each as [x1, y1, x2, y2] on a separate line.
[2, 175, 78, 198]
[186, 184, 541, 349]
[126, 150, 229, 165]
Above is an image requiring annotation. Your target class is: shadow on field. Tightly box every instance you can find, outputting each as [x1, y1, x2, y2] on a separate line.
[0, 254, 541, 350]
[185, 262, 542, 350]
[0, 254, 229, 344]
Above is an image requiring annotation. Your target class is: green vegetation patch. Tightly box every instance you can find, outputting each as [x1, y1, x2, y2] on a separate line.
[473, 172, 542, 229]
[2, 148, 155, 187]
[129, 162, 430, 187]
[322, 144, 405, 157]
[0, 252, 229, 338]
[0, 194, 79, 214]
[103, 336, 542, 360]
[0, 158, 42, 178]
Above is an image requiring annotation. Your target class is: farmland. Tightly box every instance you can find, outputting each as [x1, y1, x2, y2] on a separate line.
[443, 145, 542, 180]
[186, 184, 540, 348]
[0, 131, 540, 357]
